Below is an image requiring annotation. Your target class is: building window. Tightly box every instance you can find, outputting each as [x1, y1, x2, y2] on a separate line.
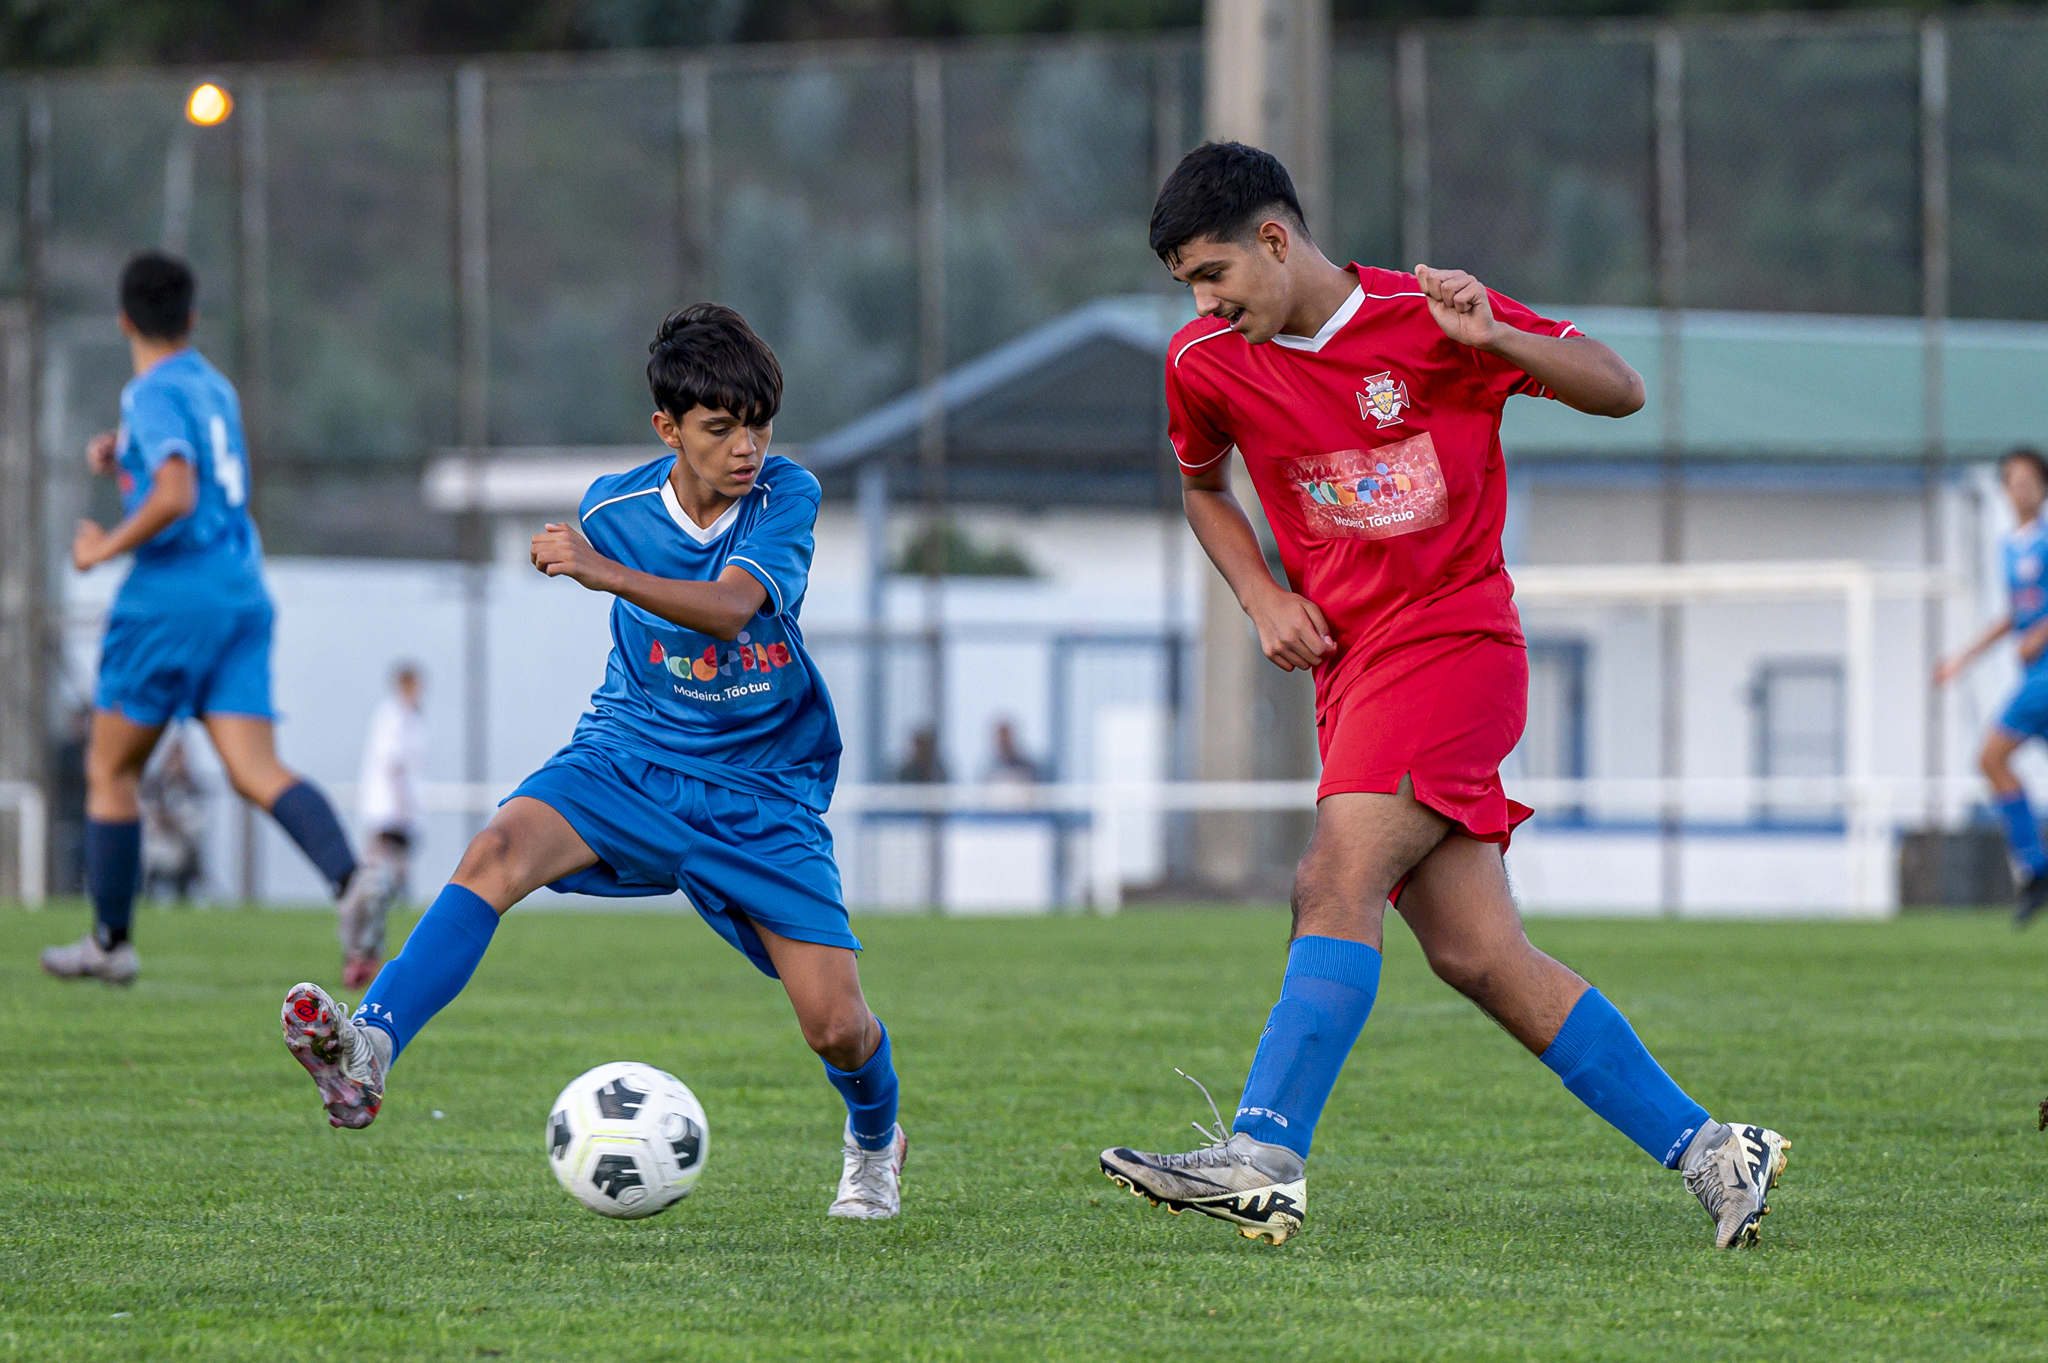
[1750, 658, 1843, 822]
[1519, 639, 1588, 793]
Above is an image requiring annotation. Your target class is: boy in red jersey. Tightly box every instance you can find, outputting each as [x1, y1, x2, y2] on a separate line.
[1099, 143, 1789, 1250]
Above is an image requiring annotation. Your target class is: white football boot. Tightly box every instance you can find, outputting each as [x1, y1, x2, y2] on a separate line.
[280, 982, 390, 1130]
[828, 1120, 907, 1219]
[1099, 1071, 1307, 1245]
[39, 934, 139, 986]
[1682, 1121, 1791, 1248]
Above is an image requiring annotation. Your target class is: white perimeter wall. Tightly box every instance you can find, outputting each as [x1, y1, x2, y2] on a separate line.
[57, 473, 2014, 916]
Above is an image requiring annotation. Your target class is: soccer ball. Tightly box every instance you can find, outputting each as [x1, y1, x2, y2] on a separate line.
[546, 1062, 708, 1219]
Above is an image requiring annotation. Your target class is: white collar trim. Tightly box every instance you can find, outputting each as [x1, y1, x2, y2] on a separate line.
[1270, 284, 1365, 353]
[661, 470, 743, 544]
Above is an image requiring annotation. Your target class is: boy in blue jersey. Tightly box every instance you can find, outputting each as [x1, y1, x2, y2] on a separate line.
[278, 304, 906, 1219]
[1937, 446, 2048, 926]
[40, 252, 375, 986]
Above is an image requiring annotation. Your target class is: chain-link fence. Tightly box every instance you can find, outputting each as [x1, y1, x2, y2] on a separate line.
[10, 16, 2045, 555]
[6, 15, 2048, 905]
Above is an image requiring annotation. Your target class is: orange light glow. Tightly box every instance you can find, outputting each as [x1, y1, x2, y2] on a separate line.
[186, 84, 232, 127]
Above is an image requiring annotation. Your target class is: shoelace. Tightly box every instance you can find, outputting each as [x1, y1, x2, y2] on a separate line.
[1146, 1070, 1247, 1171]
[1683, 1138, 1755, 1220]
[841, 1140, 896, 1204]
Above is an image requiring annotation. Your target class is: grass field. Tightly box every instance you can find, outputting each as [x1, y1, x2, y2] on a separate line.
[3, 903, 2047, 1361]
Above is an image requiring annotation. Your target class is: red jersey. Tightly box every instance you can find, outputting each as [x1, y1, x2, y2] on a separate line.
[1165, 264, 1576, 696]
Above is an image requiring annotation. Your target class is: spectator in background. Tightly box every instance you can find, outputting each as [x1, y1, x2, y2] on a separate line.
[139, 727, 206, 902]
[893, 725, 947, 784]
[983, 719, 1042, 786]
[344, 663, 426, 988]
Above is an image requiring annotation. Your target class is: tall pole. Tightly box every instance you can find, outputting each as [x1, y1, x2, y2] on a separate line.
[235, 79, 270, 530]
[0, 88, 48, 902]
[1920, 18, 1949, 828]
[1654, 27, 1687, 916]
[455, 64, 491, 835]
[1397, 28, 1428, 269]
[1154, 42, 1188, 791]
[677, 58, 711, 303]
[913, 50, 947, 907]
[1197, 0, 1331, 894]
[233, 76, 270, 902]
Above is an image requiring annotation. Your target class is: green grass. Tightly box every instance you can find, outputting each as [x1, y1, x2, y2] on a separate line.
[2, 904, 2047, 1361]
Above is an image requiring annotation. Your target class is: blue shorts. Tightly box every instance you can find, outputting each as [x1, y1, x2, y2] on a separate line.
[2000, 667, 2048, 740]
[507, 742, 855, 979]
[95, 600, 276, 726]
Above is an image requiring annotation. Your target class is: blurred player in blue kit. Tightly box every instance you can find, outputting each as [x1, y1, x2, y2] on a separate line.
[1937, 446, 2048, 926]
[278, 304, 906, 1219]
[41, 252, 377, 986]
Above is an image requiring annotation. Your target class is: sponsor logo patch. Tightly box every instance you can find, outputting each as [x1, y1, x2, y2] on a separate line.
[1286, 431, 1449, 541]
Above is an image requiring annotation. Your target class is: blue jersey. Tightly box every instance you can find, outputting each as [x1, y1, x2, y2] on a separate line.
[2007, 517, 2048, 666]
[111, 349, 266, 618]
[569, 454, 842, 812]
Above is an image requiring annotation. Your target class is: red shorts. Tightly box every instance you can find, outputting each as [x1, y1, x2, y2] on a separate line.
[1315, 632, 1533, 846]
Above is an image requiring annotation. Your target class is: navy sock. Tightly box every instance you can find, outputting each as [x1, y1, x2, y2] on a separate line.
[1541, 989, 1711, 1168]
[1996, 791, 2048, 879]
[269, 780, 357, 896]
[824, 1021, 900, 1151]
[353, 883, 501, 1061]
[1231, 936, 1382, 1159]
[85, 819, 142, 949]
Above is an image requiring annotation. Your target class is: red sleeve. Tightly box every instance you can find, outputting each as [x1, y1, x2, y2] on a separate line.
[1165, 342, 1232, 474]
[1475, 289, 1580, 403]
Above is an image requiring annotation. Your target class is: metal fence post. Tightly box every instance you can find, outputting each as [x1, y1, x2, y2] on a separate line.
[913, 48, 947, 910]
[1397, 28, 1429, 268]
[1920, 18, 1950, 830]
[456, 63, 492, 839]
[1654, 26, 1687, 917]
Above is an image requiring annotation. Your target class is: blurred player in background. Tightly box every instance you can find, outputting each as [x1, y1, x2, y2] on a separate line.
[40, 251, 378, 986]
[1099, 143, 1790, 1250]
[138, 726, 206, 903]
[279, 304, 906, 1220]
[1935, 446, 2048, 926]
[343, 662, 427, 987]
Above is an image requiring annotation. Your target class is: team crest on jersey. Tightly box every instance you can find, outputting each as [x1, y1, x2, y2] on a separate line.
[1357, 371, 1410, 428]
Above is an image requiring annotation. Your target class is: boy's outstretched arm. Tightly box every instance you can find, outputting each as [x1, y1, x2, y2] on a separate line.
[532, 522, 766, 640]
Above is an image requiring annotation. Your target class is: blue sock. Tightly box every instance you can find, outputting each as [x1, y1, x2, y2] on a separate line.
[1541, 989, 1710, 1168]
[269, 780, 357, 896]
[824, 1021, 899, 1151]
[353, 884, 500, 1061]
[1231, 936, 1382, 1159]
[85, 819, 141, 949]
[1996, 791, 2048, 879]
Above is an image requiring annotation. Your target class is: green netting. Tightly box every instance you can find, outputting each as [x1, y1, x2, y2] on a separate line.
[708, 55, 918, 445]
[489, 66, 682, 447]
[1949, 18, 2048, 323]
[1327, 37, 1399, 274]
[1683, 26, 1920, 316]
[942, 42, 1176, 371]
[1429, 32, 1655, 307]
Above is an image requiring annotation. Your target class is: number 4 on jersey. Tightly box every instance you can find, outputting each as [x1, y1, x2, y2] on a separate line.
[210, 413, 245, 506]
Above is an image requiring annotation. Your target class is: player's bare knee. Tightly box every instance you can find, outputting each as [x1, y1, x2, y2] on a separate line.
[456, 824, 519, 884]
[799, 1009, 870, 1068]
[1981, 741, 2014, 782]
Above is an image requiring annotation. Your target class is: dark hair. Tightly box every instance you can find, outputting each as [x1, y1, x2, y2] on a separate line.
[120, 250, 195, 340]
[2002, 447, 2048, 485]
[1149, 141, 1309, 263]
[647, 303, 782, 427]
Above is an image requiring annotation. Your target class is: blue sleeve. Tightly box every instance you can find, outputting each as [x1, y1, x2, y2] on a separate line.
[727, 482, 818, 618]
[128, 383, 195, 473]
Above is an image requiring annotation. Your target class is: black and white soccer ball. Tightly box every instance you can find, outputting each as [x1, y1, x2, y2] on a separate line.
[546, 1062, 708, 1219]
